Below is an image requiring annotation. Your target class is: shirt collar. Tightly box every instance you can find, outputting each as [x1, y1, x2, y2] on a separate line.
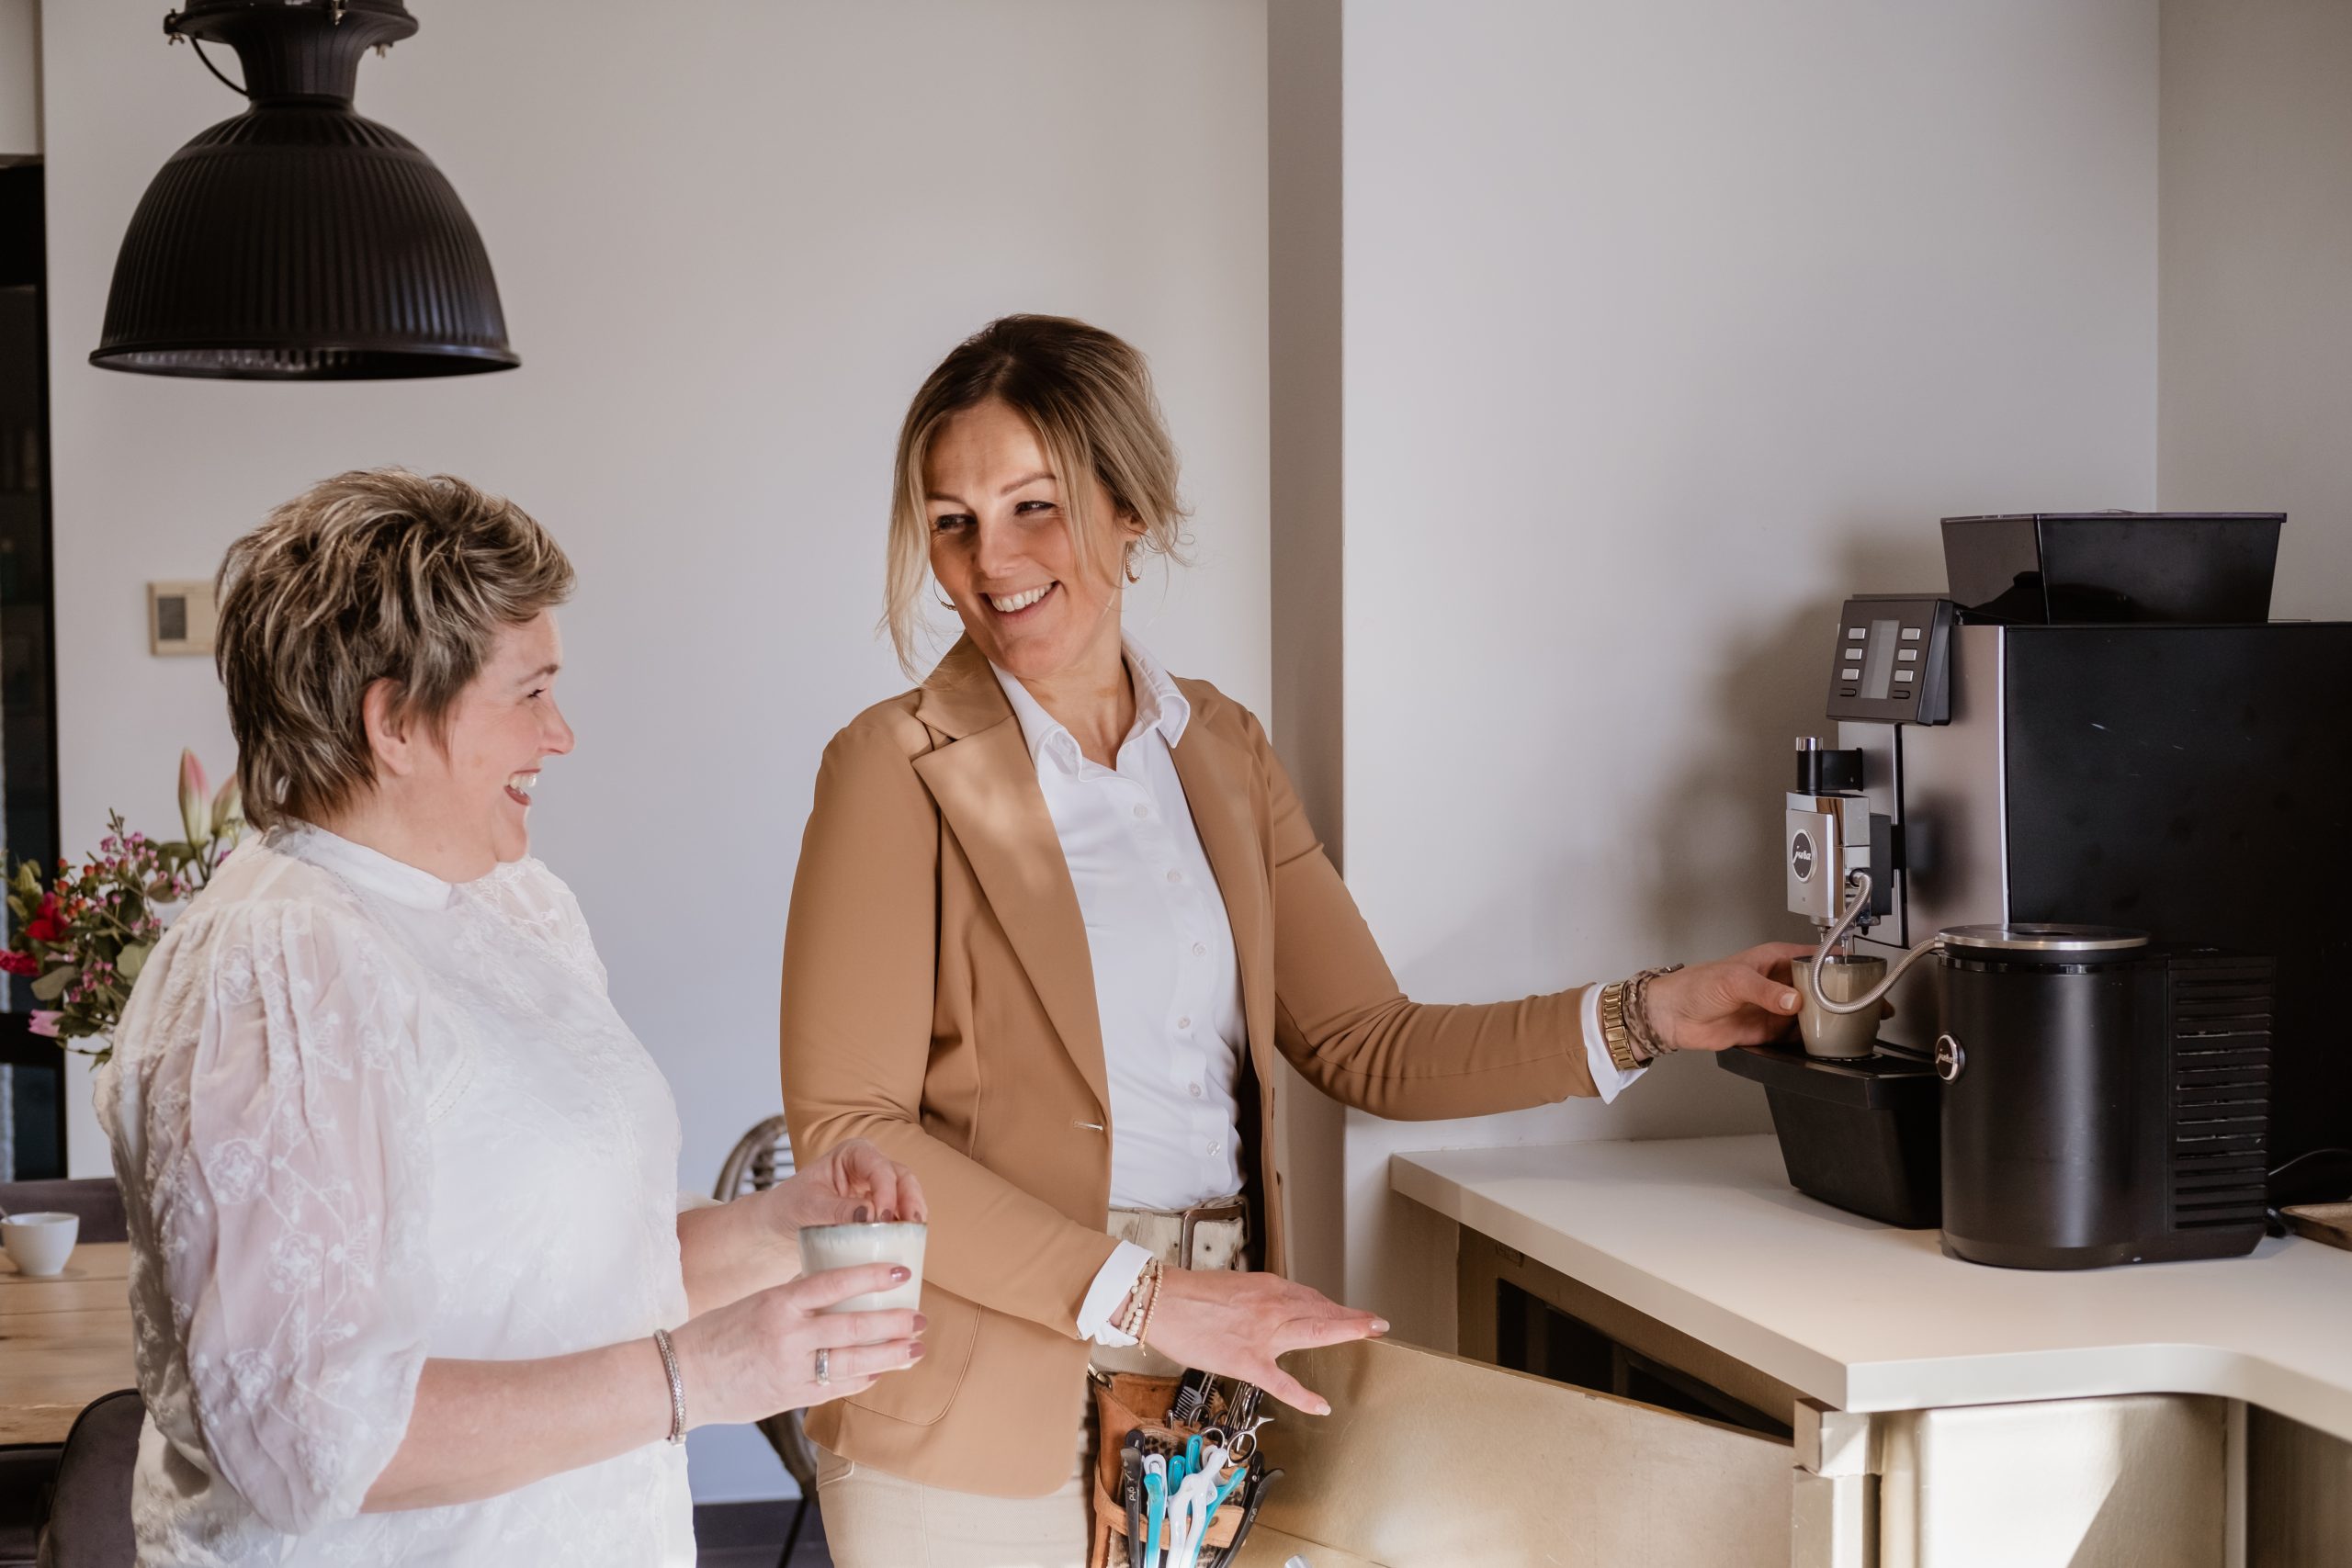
[273, 822, 457, 911]
[989, 634, 1191, 774]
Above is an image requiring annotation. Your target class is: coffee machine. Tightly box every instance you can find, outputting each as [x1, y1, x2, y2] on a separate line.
[1723, 512, 2352, 1266]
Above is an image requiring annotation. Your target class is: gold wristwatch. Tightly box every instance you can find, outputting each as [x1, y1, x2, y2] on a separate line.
[1599, 979, 1646, 1071]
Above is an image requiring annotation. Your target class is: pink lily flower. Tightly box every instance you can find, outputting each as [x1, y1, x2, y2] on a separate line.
[178, 750, 209, 846]
[210, 774, 243, 837]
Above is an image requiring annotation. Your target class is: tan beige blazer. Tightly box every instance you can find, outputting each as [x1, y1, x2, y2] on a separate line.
[779, 638, 1597, 1496]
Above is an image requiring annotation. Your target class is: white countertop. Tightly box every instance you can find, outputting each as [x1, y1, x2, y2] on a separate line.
[1391, 1134, 2352, 1441]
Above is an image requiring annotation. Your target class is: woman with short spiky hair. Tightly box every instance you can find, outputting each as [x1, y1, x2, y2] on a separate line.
[98, 468, 928, 1566]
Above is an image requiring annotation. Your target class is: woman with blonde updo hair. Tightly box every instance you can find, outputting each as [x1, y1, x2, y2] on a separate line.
[97, 468, 927, 1567]
[780, 315, 1812, 1564]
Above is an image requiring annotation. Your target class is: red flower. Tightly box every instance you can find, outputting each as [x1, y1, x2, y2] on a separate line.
[0, 951, 34, 977]
[25, 893, 65, 944]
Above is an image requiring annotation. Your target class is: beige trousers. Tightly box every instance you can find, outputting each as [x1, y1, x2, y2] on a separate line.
[816, 1199, 1245, 1567]
[814, 1440, 1089, 1568]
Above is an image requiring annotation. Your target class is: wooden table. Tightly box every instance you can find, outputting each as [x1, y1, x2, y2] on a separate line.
[0, 1241, 136, 1446]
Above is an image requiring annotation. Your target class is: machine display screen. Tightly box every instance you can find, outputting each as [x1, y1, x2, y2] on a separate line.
[1858, 618, 1902, 700]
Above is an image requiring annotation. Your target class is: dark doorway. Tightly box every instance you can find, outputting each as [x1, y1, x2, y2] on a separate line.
[0, 161, 63, 1180]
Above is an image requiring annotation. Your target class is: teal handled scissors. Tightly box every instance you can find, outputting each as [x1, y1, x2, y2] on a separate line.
[1205, 1457, 1250, 1522]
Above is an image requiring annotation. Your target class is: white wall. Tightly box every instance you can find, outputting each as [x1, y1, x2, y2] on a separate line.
[1316, 0, 2163, 1343]
[42, 0, 1269, 1502]
[2159, 0, 2352, 608]
[1265, 0, 1349, 1304]
[0, 0, 36, 161]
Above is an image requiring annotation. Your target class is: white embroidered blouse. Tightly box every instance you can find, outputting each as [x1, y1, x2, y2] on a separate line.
[95, 825, 693, 1566]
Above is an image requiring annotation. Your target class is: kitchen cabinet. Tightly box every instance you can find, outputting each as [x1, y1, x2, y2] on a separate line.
[1238, 1335, 1792, 1567]
[1392, 1134, 2352, 1566]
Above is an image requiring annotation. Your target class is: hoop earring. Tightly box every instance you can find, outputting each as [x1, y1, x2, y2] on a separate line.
[936, 592, 957, 610]
[1125, 565, 1141, 584]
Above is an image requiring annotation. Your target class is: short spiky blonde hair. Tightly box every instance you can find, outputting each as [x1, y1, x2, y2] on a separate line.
[885, 315, 1191, 675]
[214, 468, 574, 829]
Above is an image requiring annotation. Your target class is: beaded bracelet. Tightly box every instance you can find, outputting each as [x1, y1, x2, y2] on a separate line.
[1118, 1258, 1166, 1345]
[1133, 1258, 1166, 1348]
[1118, 1262, 1146, 1338]
[1116, 1258, 1159, 1340]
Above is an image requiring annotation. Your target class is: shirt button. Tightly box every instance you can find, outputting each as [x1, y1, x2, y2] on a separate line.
[1189, 1083, 1204, 1098]
[1177, 1017, 1192, 1031]
[1166, 869, 1182, 885]
[1134, 804, 1150, 819]
[1209, 1141, 1224, 1156]
[1192, 942, 1207, 957]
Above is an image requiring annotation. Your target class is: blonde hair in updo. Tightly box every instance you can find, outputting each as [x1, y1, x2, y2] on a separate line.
[884, 314, 1191, 676]
[214, 468, 574, 829]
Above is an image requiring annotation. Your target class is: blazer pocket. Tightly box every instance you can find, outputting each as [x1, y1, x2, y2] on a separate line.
[839, 1285, 979, 1428]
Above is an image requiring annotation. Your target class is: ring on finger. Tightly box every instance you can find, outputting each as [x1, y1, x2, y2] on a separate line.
[815, 1348, 831, 1386]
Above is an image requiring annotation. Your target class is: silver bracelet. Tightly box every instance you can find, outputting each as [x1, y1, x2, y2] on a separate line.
[651, 1327, 686, 1446]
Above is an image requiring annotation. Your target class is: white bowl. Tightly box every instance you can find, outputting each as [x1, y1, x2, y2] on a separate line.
[797, 1221, 926, 1313]
[2, 1212, 79, 1277]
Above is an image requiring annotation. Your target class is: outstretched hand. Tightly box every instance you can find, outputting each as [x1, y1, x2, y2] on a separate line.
[1141, 1269, 1387, 1417]
[1643, 942, 1813, 1053]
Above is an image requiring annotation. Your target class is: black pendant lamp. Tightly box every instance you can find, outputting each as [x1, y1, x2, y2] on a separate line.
[91, 0, 518, 379]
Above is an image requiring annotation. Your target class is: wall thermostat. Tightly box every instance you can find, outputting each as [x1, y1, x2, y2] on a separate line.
[149, 581, 218, 658]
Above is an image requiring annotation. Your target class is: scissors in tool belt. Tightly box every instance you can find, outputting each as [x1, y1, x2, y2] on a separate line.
[1199, 1412, 1272, 1463]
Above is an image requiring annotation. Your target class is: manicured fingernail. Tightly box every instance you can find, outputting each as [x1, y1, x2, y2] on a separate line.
[881, 1209, 899, 1224]
[910, 1342, 927, 1359]
[1781, 992, 1799, 1010]
[1312, 1402, 1331, 1416]
[854, 1204, 871, 1224]
[1371, 1318, 1391, 1336]
[890, 1266, 910, 1282]
[914, 1314, 929, 1332]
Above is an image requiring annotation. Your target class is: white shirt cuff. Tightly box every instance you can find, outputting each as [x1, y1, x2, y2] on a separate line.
[1079, 1240, 1157, 1345]
[1581, 982, 1646, 1103]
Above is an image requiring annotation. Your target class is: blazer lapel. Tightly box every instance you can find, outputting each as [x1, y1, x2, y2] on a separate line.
[913, 642, 1111, 1116]
[1168, 716, 1274, 1079]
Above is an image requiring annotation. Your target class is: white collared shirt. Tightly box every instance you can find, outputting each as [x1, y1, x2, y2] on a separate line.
[991, 639, 1250, 1215]
[991, 637, 1640, 1343]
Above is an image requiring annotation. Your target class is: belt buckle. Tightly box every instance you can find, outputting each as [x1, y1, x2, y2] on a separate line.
[1179, 1198, 1244, 1270]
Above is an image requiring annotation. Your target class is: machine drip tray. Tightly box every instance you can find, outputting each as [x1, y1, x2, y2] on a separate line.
[1719, 1044, 1941, 1229]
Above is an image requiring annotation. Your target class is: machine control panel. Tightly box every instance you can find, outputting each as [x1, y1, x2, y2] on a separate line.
[1826, 595, 1957, 725]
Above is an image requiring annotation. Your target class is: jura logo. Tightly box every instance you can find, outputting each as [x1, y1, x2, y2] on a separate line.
[1790, 830, 1817, 882]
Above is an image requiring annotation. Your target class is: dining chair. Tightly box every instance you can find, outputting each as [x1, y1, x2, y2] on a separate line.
[0, 1450, 51, 1568]
[712, 1114, 819, 1568]
[33, 1389, 141, 1568]
[0, 1180, 127, 1246]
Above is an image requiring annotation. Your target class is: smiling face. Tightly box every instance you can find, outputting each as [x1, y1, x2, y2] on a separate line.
[924, 399, 1139, 684]
[366, 610, 576, 878]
